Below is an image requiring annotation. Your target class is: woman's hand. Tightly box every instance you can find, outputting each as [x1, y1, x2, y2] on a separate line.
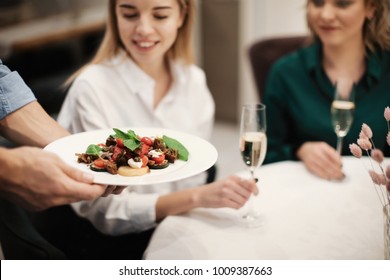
[194, 175, 258, 209]
[296, 141, 344, 180]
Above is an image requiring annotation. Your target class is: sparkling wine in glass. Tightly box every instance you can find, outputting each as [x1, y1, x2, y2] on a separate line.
[239, 103, 267, 227]
[331, 80, 355, 155]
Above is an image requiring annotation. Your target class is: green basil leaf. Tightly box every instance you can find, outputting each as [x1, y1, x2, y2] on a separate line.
[85, 144, 102, 156]
[112, 128, 141, 151]
[112, 128, 130, 139]
[124, 138, 141, 151]
[163, 135, 189, 161]
[126, 129, 138, 140]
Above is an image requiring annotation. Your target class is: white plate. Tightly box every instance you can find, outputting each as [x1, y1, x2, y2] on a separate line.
[44, 127, 218, 186]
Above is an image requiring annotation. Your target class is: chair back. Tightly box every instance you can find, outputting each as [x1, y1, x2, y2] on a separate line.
[248, 36, 308, 101]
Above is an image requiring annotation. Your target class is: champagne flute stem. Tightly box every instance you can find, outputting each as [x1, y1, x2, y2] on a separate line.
[242, 167, 261, 225]
[250, 168, 255, 180]
[336, 136, 343, 155]
[336, 135, 346, 180]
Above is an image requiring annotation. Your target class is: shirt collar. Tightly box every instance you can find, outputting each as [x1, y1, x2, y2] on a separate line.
[302, 42, 334, 100]
[111, 50, 155, 95]
[303, 41, 321, 73]
[302, 42, 385, 97]
[110, 49, 187, 94]
[170, 60, 186, 85]
[365, 50, 382, 87]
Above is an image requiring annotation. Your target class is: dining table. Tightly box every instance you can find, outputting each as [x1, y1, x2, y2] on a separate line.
[144, 156, 387, 260]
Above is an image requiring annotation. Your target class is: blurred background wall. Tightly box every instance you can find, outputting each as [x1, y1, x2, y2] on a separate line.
[200, 0, 307, 122]
[0, 0, 307, 123]
[239, 0, 307, 111]
[0, 0, 106, 25]
[0, 0, 107, 117]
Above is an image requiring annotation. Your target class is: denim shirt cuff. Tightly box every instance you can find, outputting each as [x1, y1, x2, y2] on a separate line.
[0, 71, 36, 120]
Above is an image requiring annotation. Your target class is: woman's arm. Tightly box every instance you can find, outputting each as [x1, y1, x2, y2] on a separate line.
[70, 176, 257, 235]
[155, 176, 257, 221]
[263, 66, 296, 163]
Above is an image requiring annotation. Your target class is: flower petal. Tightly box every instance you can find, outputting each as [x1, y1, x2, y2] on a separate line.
[384, 106, 390, 122]
[362, 123, 373, 138]
[387, 132, 390, 146]
[359, 131, 368, 140]
[371, 149, 384, 163]
[349, 143, 362, 158]
[368, 170, 385, 185]
[357, 138, 372, 150]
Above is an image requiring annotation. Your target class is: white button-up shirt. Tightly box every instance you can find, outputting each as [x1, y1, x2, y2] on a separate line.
[57, 51, 215, 234]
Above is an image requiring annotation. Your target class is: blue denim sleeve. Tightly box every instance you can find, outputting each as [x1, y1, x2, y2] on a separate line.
[0, 60, 37, 120]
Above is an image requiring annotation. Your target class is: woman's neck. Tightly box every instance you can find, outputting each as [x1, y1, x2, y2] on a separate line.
[322, 41, 366, 84]
[138, 58, 172, 109]
[136, 57, 167, 81]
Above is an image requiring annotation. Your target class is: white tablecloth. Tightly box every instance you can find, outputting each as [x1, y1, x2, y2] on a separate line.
[144, 157, 387, 260]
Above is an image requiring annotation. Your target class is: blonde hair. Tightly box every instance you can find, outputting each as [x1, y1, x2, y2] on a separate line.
[65, 0, 195, 86]
[306, 0, 390, 52]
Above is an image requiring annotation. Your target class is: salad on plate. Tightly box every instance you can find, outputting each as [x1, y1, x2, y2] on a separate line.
[76, 128, 189, 177]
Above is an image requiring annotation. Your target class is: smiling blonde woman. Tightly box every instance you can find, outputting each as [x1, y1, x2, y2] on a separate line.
[52, 0, 257, 260]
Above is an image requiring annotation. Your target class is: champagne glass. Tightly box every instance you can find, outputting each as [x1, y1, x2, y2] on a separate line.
[331, 80, 355, 155]
[239, 103, 267, 227]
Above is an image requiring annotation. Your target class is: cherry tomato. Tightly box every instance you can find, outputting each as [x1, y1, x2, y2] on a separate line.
[116, 138, 124, 148]
[141, 156, 148, 167]
[93, 159, 105, 168]
[140, 143, 150, 156]
[112, 146, 124, 161]
[153, 154, 165, 164]
[141, 137, 153, 146]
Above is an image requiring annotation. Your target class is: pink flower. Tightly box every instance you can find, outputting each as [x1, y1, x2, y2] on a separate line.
[349, 107, 389, 207]
[357, 138, 372, 150]
[349, 143, 362, 158]
[369, 170, 386, 186]
[379, 174, 387, 185]
[359, 131, 368, 140]
[361, 123, 373, 138]
[384, 107, 390, 121]
[371, 149, 384, 163]
[387, 132, 390, 146]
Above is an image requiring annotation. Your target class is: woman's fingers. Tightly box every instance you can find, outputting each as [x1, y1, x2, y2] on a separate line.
[299, 142, 344, 180]
[221, 176, 258, 208]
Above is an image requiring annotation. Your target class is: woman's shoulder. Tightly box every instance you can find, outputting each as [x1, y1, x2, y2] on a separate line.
[176, 62, 205, 74]
[172, 62, 207, 82]
[68, 59, 124, 99]
[271, 43, 316, 72]
[265, 44, 319, 88]
[75, 62, 117, 83]
[74, 52, 129, 83]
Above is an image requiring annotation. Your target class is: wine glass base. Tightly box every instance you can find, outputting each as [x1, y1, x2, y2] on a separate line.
[240, 212, 265, 228]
